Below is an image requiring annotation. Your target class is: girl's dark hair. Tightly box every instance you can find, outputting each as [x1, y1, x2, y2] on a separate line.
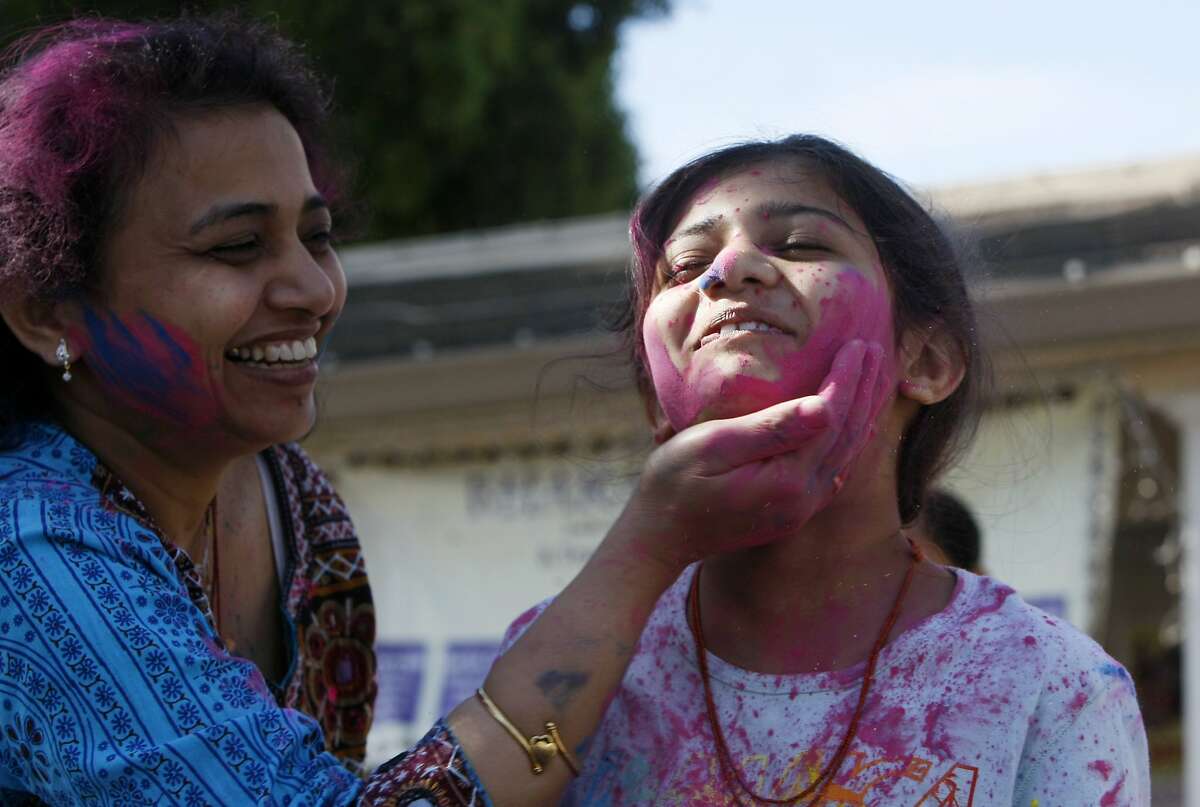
[623, 134, 989, 523]
[0, 14, 342, 447]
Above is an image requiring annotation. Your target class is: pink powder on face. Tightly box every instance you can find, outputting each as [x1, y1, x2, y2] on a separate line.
[643, 266, 894, 431]
[691, 176, 722, 206]
[697, 248, 740, 291]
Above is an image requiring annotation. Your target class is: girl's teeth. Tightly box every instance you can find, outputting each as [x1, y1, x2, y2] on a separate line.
[278, 343, 295, 361]
[265, 344, 281, 362]
[304, 337, 318, 358]
[707, 321, 781, 343]
[252, 346, 265, 361]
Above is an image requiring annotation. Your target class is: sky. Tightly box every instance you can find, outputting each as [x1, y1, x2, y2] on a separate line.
[615, 0, 1200, 190]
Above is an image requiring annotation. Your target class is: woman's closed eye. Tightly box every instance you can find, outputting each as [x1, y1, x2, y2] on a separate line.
[207, 236, 262, 264]
[303, 228, 335, 256]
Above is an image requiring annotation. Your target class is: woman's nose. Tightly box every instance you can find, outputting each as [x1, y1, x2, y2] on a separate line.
[266, 243, 339, 317]
[698, 245, 779, 294]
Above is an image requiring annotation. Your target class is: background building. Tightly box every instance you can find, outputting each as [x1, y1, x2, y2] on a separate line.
[303, 155, 1200, 798]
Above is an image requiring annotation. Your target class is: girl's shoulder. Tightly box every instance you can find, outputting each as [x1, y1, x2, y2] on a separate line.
[950, 571, 1107, 653]
[947, 569, 1138, 706]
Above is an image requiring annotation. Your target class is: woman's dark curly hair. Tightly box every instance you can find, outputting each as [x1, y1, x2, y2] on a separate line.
[623, 135, 990, 523]
[0, 14, 343, 447]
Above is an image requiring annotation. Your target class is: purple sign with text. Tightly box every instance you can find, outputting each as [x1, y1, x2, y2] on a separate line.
[1027, 596, 1068, 622]
[375, 642, 427, 724]
[440, 641, 501, 716]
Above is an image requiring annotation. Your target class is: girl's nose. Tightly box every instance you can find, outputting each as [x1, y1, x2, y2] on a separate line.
[699, 245, 779, 294]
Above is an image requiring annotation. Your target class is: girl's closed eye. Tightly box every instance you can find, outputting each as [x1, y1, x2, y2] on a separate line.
[664, 255, 711, 285]
[774, 236, 832, 257]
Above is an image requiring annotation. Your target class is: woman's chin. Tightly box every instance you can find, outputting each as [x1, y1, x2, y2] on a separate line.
[218, 403, 316, 452]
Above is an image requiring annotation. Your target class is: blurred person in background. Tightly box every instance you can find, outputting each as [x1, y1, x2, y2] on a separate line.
[914, 488, 984, 573]
[0, 15, 843, 806]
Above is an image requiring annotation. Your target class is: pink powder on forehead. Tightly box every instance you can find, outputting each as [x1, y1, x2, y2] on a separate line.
[644, 266, 893, 431]
[691, 176, 723, 206]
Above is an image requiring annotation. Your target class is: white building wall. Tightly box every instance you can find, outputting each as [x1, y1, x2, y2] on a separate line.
[335, 453, 638, 764]
[1150, 390, 1200, 804]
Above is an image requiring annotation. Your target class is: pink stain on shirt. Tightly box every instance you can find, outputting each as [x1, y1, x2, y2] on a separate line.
[1099, 773, 1126, 806]
[922, 701, 954, 759]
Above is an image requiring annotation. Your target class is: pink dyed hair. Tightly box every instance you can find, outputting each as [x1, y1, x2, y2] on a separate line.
[0, 14, 341, 301]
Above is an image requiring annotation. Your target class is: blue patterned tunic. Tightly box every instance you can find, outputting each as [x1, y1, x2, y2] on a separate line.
[0, 422, 489, 806]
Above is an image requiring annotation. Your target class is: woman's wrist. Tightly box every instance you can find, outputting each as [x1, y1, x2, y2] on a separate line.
[590, 498, 689, 595]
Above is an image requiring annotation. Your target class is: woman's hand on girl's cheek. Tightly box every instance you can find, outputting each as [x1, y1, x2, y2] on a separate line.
[616, 340, 888, 570]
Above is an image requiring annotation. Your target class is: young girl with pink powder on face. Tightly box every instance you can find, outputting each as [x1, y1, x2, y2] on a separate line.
[501, 136, 1149, 806]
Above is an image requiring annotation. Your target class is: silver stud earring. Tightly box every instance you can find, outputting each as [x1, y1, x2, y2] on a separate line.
[55, 338, 72, 382]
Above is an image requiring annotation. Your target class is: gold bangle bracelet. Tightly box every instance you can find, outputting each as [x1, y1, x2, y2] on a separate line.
[475, 688, 581, 777]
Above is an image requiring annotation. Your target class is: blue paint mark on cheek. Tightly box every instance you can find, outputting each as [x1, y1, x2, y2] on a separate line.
[83, 306, 173, 399]
[80, 306, 214, 424]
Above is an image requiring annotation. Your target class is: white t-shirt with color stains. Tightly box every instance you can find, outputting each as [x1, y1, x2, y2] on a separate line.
[500, 567, 1149, 806]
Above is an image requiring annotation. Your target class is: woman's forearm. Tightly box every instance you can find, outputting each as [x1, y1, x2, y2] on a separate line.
[447, 509, 682, 806]
[445, 351, 876, 805]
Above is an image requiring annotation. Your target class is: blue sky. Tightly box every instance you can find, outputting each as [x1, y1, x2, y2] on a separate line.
[615, 0, 1200, 188]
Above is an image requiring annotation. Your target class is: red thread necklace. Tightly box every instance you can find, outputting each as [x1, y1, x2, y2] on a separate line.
[687, 535, 924, 805]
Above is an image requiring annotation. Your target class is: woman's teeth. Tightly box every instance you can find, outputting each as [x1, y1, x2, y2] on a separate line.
[226, 337, 318, 366]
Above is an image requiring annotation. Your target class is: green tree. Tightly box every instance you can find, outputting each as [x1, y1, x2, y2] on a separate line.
[0, 1, 668, 239]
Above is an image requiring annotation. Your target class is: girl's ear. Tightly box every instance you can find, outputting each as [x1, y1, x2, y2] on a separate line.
[897, 323, 965, 406]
